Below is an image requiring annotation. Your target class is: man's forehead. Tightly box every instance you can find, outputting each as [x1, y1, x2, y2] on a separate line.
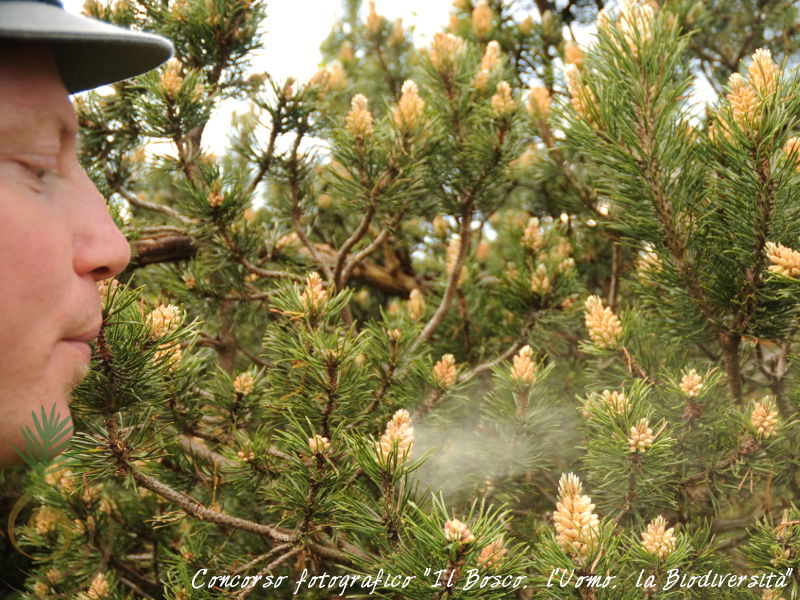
[0, 45, 77, 138]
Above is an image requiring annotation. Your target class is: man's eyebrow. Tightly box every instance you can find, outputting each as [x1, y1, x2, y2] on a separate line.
[0, 103, 76, 152]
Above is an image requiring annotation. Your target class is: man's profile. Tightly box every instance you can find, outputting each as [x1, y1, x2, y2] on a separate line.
[0, 0, 173, 468]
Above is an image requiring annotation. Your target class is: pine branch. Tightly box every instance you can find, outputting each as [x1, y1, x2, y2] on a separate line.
[417, 388, 446, 418]
[114, 186, 193, 224]
[117, 574, 158, 600]
[231, 543, 291, 575]
[340, 227, 391, 285]
[102, 412, 306, 547]
[236, 548, 302, 599]
[333, 196, 379, 289]
[236, 341, 272, 368]
[619, 346, 657, 385]
[724, 149, 777, 402]
[244, 98, 284, 198]
[680, 436, 761, 487]
[412, 198, 474, 352]
[178, 434, 237, 470]
[288, 119, 334, 281]
[461, 316, 538, 380]
[130, 234, 196, 267]
[370, 35, 399, 98]
[417, 315, 537, 418]
[540, 123, 605, 219]
[105, 415, 358, 567]
[218, 223, 303, 282]
[363, 334, 401, 417]
[614, 456, 639, 524]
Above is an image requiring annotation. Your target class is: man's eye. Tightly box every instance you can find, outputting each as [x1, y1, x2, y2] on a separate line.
[28, 165, 48, 179]
[17, 161, 54, 181]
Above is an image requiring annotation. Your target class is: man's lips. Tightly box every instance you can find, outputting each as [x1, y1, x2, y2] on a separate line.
[63, 322, 102, 343]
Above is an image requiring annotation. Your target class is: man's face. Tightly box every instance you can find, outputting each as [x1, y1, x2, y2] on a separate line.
[0, 46, 131, 468]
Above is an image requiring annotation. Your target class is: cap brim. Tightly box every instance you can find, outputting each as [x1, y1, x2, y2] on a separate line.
[0, 1, 173, 93]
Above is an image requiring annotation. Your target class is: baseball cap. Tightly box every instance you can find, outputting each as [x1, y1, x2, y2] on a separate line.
[0, 0, 173, 93]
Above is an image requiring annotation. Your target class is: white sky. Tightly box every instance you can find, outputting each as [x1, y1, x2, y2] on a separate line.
[60, 0, 713, 154]
[62, 0, 457, 81]
[62, 0, 459, 153]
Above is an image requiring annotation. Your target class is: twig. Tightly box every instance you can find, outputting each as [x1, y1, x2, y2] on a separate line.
[236, 343, 271, 369]
[179, 434, 238, 470]
[236, 548, 302, 600]
[459, 316, 537, 381]
[620, 346, 657, 385]
[411, 199, 474, 353]
[241, 257, 303, 282]
[104, 413, 293, 542]
[287, 121, 333, 281]
[117, 575, 157, 600]
[333, 198, 379, 288]
[231, 543, 290, 575]
[340, 228, 391, 285]
[114, 186, 193, 224]
[680, 436, 760, 487]
[245, 100, 284, 198]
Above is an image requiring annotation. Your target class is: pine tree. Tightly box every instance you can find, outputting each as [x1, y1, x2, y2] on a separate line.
[3, 0, 800, 599]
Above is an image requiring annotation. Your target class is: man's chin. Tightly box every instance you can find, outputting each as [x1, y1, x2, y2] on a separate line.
[65, 361, 90, 398]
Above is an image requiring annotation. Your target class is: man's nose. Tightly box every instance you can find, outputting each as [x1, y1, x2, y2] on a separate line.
[71, 172, 132, 281]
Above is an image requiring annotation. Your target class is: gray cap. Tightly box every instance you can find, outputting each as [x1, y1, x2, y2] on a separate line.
[0, 0, 173, 93]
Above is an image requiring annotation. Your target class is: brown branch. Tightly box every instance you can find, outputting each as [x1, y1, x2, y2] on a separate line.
[236, 548, 302, 600]
[117, 575, 158, 600]
[333, 199, 379, 289]
[608, 240, 621, 311]
[416, 388, 446, 419]
[371, 35, 399, 98]
[179, 434, 238, 470]
[680, 436, 761, 487]
[460, 316, 537, 381]
[245, 100, 284, 198]
[135, 468, 291, 540]
[128, 232, 419, 295]
[241, 257, 303, 282]
[218, 223, 303, 283]
[542, 128, 605, 219]
[614, 456, 639, 524]
[103, 412, 293, 543]
[340, 228, 391, 284]
[363, 335, 401, 417]
[411, 199, 474, 353]
[287, 122, 333, 281]
[231, 544, 290, 575]
[417, 316, 538, 418]
[295, 241, 419, 295]
[130, 234, 196, 267]
[138, 225, 185, 235]
[725, 149, 776, 402]
[620, 346, 657, 385]
[115, 187, 193, 224]
[719, 332, 743, 404]
[237, 342, 271, 369]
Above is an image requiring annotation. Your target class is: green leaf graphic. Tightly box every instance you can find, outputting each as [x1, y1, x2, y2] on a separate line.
[14, 403, 73, 469]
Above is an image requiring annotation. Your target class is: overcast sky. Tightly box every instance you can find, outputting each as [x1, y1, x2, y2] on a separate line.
[62, 0, 463, 153]
[60, 0, 712, 155]
[63, 0, 457, 81]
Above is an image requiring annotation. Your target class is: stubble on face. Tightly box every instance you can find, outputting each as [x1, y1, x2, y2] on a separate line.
[65, 361, 91, 401]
